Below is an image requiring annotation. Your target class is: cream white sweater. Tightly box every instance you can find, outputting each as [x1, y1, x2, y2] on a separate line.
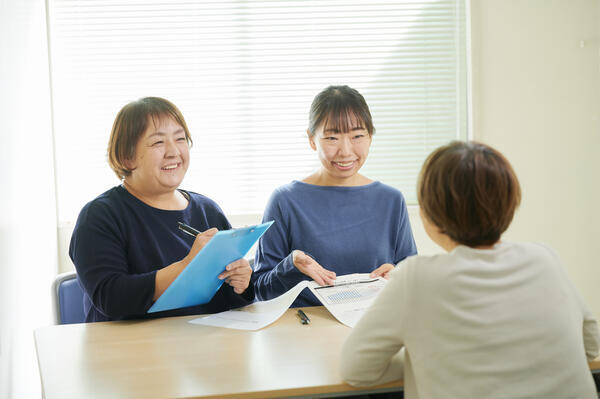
[340, 242, 600, 399]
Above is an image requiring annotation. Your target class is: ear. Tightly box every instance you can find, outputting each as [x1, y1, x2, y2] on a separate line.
[307, 129, 317, 151]
[123, 157, 136, 171]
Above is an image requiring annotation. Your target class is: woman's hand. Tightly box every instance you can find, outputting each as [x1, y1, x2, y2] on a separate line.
[219, 258, 252, 294]
[154, 228, 218, 301]
[183, 228, 218, 265]
[292, 250, 336, 286]
[369, 263, 395, 280]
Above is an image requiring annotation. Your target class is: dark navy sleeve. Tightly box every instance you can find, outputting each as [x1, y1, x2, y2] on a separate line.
[252, 190, 306, 301]
[394, 193, 418, 263]
[70, 201, 156, 319]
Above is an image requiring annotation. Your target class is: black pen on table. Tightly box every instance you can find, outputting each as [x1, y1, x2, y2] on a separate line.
[297, 309, 310, 325]
[178, 222, 201, 237]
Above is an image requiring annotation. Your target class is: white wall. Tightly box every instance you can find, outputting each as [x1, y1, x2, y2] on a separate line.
[0, 0, 58, 398]
[470, 0, 600, 315]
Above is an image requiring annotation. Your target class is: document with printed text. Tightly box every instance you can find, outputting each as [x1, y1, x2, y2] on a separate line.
[190, 273, 386, 330]
[307, 274, 386, 328]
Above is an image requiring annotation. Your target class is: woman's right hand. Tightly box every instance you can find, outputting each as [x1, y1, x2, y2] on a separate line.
[154, 227, 219, 301]
[183, 228, 218, 266]
[292, 250, 336, 286]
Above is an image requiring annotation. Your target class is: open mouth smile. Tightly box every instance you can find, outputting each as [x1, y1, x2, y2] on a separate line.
[161, 162, 180, 171]
[333, 161, 356, 169]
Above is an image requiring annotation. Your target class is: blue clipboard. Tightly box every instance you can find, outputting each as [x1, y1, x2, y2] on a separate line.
[148, 221, 274, 313]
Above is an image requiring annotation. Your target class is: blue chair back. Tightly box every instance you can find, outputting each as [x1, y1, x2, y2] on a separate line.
[52, 271, 86, 324]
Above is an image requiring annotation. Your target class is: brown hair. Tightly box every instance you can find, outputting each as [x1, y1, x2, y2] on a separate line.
[107, 97, 192, 179]
[417, 141, 521, 247]
[308, 85, 375, 137]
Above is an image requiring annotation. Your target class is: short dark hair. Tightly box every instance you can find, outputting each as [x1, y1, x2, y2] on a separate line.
[417, 141, 521, 247]
[308, 85, 375, 137]
[107, 97, 192, 179]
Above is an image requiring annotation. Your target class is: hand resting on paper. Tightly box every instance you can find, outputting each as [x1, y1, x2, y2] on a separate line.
[369, 263, 395, 280]
[292, 250, 336, 286]
[218, 258, 252, 294]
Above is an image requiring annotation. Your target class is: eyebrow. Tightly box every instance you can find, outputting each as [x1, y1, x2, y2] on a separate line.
[323, 126, 366, 134]
[146, 128, 185, 138]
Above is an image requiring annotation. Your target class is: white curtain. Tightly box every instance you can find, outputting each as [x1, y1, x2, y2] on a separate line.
[0, 0, 58, 398]
[47, 0, 467, 224]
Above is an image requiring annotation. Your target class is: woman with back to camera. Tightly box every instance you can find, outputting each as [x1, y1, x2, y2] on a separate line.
[69, 97, 253, 322]
[252, 85, 417, 306]
[340, 141, 600, 398]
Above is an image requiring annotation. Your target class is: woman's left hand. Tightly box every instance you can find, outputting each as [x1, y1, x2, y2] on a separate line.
[219, 258, 252, 294]
[370, 263, 395, 280]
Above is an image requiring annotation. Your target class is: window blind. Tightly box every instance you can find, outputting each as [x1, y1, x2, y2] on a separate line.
[47, 0, 467, 221]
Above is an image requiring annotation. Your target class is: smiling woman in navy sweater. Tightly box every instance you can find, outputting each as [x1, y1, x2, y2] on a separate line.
[69, 97, 253, 322]
[252, 85, 417, 306]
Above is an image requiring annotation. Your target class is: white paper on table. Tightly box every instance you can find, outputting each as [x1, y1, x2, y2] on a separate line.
[189, 280, 310, 330]
[307, 273, 386, 328]
[189, 273, 387, 330]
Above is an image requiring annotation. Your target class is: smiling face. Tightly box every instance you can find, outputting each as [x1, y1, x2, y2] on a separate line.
[123, 115, 190, 197]
[308, 116, 372, 186]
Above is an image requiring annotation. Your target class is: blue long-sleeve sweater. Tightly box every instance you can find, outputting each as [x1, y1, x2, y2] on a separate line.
[69, 185, 253, 322]
[253, 180, 417, 307]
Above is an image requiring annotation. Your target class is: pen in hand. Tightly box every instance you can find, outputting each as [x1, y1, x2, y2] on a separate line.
[178, 222, 201, 237]
[297, 309, 310, 325]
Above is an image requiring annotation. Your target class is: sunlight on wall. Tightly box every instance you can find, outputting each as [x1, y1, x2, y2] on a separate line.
[0, 1, 58, 398]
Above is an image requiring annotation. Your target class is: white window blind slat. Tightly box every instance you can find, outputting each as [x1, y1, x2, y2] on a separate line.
[48, 0, 466, 220]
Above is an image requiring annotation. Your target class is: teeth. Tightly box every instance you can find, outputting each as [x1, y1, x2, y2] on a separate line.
[162, 164, 178, 170]
[336, 162, 353, 167]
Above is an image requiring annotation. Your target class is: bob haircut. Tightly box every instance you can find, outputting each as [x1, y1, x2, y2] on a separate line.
[417, 141, 521, 247]
[107, 97, 192, 179]
[308, 85, 375, 137]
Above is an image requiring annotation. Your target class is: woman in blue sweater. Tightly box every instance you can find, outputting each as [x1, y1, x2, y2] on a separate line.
[253, 85, 417, 306]
[69, 97, 253, 322]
